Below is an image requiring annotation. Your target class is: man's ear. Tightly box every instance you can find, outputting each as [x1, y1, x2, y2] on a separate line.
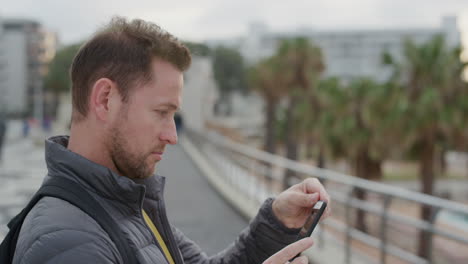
[90, 78, 120, 122]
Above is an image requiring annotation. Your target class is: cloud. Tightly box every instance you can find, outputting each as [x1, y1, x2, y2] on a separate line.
[1, 0, 467, 44]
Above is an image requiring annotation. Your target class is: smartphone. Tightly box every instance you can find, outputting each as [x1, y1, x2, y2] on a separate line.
[290, 201, 327, 261]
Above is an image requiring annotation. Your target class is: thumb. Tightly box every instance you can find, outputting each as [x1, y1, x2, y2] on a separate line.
[263, 237, 314, 264]
[291, 192, 319, 208]
[290, 256, 308, 264]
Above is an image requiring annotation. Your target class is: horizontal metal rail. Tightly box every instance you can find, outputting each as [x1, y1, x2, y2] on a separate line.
[186, 129, 468, 264]
[205, 131, 468, 214]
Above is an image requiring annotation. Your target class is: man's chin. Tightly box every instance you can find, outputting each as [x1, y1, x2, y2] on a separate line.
[132, 161, 158, 179]
[141, 165, 157, 179]
[124, 165, 156, 180]
[127, 172, 154, 180]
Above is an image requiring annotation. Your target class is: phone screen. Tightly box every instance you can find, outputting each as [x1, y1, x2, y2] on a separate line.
[290, 201, 327, 262]
[297, 201, 327, 239]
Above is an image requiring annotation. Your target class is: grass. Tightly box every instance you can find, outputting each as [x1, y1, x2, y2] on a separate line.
[383, 162, 466, 182]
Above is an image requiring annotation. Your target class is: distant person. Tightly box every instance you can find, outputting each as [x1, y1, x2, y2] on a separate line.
[0, 117, 6, 161]
[42, 116, 52, 133]
[22, 119, 29, 138]
[6, 17, 330, 264]
[174, 112, 183, 133]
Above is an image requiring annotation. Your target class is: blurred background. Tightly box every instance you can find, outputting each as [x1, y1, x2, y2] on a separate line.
[1, 1, 468, 263]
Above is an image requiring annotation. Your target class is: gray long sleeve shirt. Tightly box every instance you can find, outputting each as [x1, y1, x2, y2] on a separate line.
[13, 136, 299, 264]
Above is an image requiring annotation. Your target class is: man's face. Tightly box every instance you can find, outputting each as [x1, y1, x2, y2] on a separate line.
[107, 58, 183, 179]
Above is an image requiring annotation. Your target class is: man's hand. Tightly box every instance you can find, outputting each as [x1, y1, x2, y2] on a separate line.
[272, 178, 330, 228]
[262, 237, 314, 264]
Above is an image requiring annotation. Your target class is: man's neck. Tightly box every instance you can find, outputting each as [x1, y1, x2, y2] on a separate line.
[68, 124, 118, 175]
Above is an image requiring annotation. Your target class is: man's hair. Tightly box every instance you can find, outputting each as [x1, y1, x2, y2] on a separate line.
[70, 16, 191, 122]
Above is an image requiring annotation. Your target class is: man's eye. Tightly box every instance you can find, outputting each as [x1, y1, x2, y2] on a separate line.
[156, 110, 169, 116]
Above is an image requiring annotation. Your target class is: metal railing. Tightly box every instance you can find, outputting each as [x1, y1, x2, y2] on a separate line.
[185, 129, 468, 264]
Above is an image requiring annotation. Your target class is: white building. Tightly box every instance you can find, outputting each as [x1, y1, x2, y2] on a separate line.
[203, 16, 461, 138]
[311, 16, 458, 82]
[212, 16, 460, 83]
[1, 19, 57, 117]
[182, 56, 218, 132]
[2, 19, 30, 116]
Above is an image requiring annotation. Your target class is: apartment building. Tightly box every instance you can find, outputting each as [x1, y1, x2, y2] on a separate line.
[211, 16, 460, 83]
[1, 18, 57, 117]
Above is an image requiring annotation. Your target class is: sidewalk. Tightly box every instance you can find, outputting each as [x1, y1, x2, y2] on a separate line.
[0, 137, 47, 238]
[3, 120, 24, 146]
[179, 133, 375, 264]
[159, 140, 248, 255]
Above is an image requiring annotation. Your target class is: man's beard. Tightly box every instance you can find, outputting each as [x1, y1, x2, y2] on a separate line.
[109, 124, 155, 180]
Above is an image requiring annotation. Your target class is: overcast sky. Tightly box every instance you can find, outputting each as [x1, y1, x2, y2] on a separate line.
[2, 0, 468, 45]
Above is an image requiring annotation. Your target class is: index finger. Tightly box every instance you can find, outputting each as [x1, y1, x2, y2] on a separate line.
[264, 238, 314, 264]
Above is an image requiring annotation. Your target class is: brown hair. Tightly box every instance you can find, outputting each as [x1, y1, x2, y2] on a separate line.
[70, 16, 191, 122]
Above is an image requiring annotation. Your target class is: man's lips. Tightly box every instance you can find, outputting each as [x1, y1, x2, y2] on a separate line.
[152, 151, 164, 161]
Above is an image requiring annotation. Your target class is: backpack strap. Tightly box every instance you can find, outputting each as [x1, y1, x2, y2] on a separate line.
[0, 188, 45, 263]
[1, 177, 139, 264]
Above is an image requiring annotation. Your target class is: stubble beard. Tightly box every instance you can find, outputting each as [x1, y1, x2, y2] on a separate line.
[109, 115, 155, 180]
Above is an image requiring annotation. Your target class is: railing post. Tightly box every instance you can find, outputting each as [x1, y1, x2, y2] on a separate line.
[191, 130, 468, 264]
[426, 207, 440, 264]
[379, 195, 392, 264]
[345, 187, 354, 264]
[317, 177, 327, 249]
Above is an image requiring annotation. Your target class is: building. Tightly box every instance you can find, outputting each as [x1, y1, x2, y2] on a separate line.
[1, 18, 57, 117]
[203, 16, 461, 138]
[211, 16, 460, 83]
[182, 56, 218, 132]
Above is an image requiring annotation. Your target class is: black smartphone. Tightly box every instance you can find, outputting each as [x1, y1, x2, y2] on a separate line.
[290, 200, 327, 261]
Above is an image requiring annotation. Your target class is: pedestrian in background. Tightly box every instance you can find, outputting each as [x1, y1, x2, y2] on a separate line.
[22, 118, 29, 138]
[0, 115, 7, 162]
[174, 113, 183, 133]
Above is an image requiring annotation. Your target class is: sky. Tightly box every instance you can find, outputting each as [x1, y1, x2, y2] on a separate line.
[1, 0, 468, 46]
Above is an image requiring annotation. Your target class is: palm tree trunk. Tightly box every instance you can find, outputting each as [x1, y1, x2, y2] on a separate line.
[263, 98, 277, 186]
[306, 136, 315, 159]
[439, 147, 447, 177]
[284, 138, 299, 188]
[354, 148, 371, 233]
[369, 159, 383, 181]
[418, 137, 436, 259]
[283, 96, 300, 189]
[264, 98, 277, 154]
[317, 146, 326, 169]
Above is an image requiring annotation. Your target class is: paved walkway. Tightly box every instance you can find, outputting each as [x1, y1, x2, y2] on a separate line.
[0, 139, 47, 237]
[157, 140, 248, 256]
[0, 137, 248, 256]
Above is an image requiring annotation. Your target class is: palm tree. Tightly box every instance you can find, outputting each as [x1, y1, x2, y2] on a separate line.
[248, 56, 286, 155]
[275, 37, 325, 188]
[315, 77, 346, 162]
[212, 46, 248, 115]
[44, 43, 82, 118]
[383, 35, 468, 258]
[317, 77, 400, 232]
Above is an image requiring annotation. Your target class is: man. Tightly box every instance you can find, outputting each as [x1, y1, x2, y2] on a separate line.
[0, 115, 6, 162]
[12, 17, 330, 264]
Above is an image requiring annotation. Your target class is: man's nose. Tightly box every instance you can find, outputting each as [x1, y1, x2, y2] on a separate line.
[160, 119, 178, 145]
